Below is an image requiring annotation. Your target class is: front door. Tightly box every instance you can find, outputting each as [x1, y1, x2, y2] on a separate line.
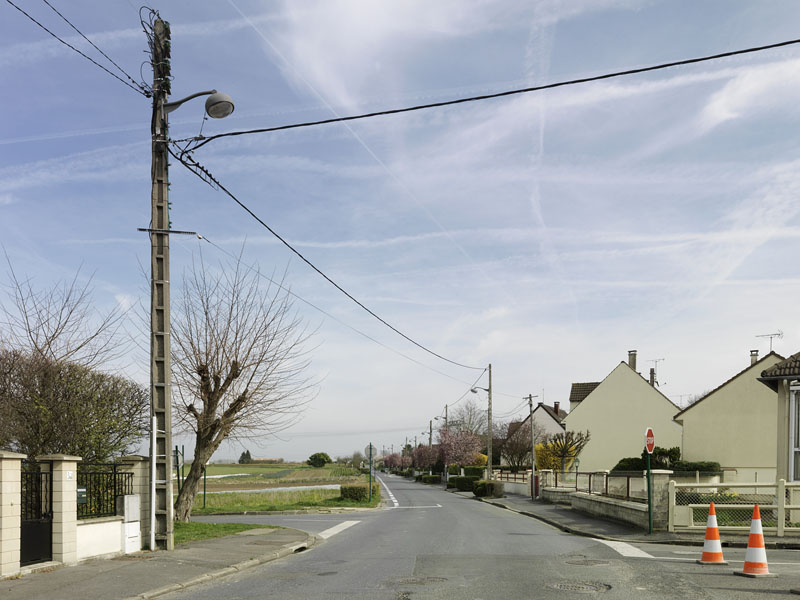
[20, 464, 53, 566]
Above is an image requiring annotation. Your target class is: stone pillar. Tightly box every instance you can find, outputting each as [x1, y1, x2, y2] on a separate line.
[120, 456, 150, 546]
[649, 469, 673, 530]
[0, 451, 26, 577]
[39, 455, 81, 565]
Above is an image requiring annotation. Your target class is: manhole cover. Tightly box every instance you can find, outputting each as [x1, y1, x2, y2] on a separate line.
[566, 559, 611, 566]
[549, 581, 612, 593]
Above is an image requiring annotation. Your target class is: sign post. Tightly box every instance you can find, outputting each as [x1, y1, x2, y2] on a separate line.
[644, 427, 655, 534]
[365, 443, 375, 502]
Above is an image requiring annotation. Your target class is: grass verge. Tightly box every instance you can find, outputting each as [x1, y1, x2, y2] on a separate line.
[191, 487, 381, 514]
[173, 521, 280, 545]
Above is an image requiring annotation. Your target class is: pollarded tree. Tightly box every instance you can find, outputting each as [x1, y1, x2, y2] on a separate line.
[542, 430, 591, 473]
[171, 254, 315, 521]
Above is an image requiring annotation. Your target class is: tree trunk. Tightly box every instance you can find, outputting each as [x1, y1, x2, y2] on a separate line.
[174, 440, 216, 521]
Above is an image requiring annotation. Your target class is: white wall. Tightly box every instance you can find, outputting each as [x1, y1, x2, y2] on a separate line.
[77, 518, 123, 561]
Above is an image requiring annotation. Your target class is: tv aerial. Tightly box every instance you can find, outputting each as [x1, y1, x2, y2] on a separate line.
[756, 330, 783, 351]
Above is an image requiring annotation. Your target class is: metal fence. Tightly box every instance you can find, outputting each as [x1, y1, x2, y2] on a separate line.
[494, 470, 529, 483]
[77, 464, 134, 519]
[669, 480, 800, 536]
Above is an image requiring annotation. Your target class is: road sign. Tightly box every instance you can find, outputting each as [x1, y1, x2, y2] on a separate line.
[364, 443, 375, 457]
[644, 427, 655, 454]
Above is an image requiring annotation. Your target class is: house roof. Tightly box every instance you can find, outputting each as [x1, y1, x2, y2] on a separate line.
[537, 403, 567, 423]
[759, 351, 800, 390]
[674, 351, 784, 418]
[569, 382, 600, 406]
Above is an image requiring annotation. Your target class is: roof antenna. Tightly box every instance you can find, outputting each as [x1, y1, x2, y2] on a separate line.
[648, 358, 665, 386]
[756, 330, 783, 352]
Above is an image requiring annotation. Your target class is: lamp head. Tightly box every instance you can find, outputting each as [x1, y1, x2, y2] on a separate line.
[205, 92, 235, 118]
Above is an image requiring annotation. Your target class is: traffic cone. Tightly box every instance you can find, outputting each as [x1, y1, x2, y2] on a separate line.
[734, 504, 776, 578]
[697, 502, 727, 565]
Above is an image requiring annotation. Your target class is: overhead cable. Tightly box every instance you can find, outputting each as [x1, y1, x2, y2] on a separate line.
[182, 37, 800, 152]
[6, 0, 150, 97]
[169, 146, 483, 371]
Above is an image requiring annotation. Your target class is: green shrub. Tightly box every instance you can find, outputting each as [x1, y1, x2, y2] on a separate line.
[473, 480, 505, 498]
[451, 475, 479, 492]
[340, 483, 380, 502]
[446, 480, 455, 488]
[307, 452, 332, 468]
[672, 461, 721, 472]
[448, 465, 460, 475]
[421, 474, 441, 484]
[611, 457, 645, 472]
[415, 473, 424, 482]
[464, 466, 484, 478]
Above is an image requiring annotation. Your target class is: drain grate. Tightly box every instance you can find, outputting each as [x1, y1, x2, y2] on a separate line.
[549, 581, 612, 593]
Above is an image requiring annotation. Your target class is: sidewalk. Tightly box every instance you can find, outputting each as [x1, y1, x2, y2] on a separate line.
[461, 491, 800, 550]
[0, 527, 315, 600]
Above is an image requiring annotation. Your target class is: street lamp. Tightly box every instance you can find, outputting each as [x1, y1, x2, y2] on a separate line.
[470, 363, 493, 479]
[147, 18, 235, 552]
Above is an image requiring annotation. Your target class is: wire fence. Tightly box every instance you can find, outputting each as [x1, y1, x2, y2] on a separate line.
[670, 480, 800, 536]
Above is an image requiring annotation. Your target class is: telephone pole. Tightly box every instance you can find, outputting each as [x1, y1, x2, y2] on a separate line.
[149, 17, 174, 551]
[487, 363, 493, 479]
[526, 393, 538, 499]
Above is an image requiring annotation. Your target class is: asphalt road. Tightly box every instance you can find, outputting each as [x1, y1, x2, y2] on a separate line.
[177, 474, 800, 599]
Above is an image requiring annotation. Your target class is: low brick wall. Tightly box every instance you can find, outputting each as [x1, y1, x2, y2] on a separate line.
[542, 487, 574, 505]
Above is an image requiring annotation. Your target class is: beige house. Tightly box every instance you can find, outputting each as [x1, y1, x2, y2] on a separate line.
[674, 350, 783, 482]
[562, 351, 682, 472]
[759, 351, 800, 482]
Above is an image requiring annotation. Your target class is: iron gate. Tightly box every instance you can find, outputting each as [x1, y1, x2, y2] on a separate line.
[21, 462, 53, 566]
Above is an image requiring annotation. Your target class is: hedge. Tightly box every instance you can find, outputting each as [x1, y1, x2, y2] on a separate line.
[448, 465, 460, 475]
[421, 474, 441, 484]
[340, 483, 381, 502]
[450, 475, 479, 492]
[463, 466, 484, 478]
[473, 480, 504, 498]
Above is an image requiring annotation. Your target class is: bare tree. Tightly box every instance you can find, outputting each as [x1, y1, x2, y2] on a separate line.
[171, 254, 315, 521]
[450, 398, 486, 436]
[498, 419, 545, 472]
[0, 259, 126, 368]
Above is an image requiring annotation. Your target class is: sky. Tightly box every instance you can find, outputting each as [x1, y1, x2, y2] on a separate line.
[2, 0, 799, 462]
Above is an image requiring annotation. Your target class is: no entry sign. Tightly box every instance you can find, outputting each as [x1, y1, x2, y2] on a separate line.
[644, 427, 655, 454]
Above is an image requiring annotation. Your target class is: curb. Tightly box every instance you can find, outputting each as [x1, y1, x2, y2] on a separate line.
[124, 534, 316, 600]
[473, 495, 800, 550]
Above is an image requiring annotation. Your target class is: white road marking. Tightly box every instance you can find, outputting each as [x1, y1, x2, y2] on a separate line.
[391, 504, 442, 509]
[318, 520, 360, 539]
[597, 539, 654, 558]
[376, 475, 399, 508]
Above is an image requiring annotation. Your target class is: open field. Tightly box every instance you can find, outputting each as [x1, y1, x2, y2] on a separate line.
[175, 463, 366, 493]
[190, 486, 381, 514]
[173, 521, 280, 544]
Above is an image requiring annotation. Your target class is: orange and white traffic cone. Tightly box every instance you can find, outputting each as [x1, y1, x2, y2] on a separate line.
[734, 504, 776, 578]
[697, 502, 727, 565]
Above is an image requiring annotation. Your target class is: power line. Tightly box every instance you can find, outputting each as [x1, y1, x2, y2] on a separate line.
[6, 0, 150, 97]
[181, 37, 800, 152]
[169, 147, 483, 371]
[39, 0, 150, 96]
[196, 234, 481, 384]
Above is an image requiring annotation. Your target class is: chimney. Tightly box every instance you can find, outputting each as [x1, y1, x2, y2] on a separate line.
[553, 401, 560, 414]
[537, 401, 543, 407]
[628, 350, 637, 371]
[649, 367, 656, 386]
[750, 349, 759, 365]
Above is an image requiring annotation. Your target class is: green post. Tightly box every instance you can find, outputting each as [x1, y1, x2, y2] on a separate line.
[181, 444, 185, 491]
[647, 452, 653, 534]
[174, 446, 181, 495]
[368, 444, 373, 502]
[203, 465, 207, 508]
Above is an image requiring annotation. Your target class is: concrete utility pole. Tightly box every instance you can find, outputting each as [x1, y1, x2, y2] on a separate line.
[149, 17, 174, 551]
[429, 420, 433, 447]
[487, 363, 493, 479]
[526, 394, 537, 499]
